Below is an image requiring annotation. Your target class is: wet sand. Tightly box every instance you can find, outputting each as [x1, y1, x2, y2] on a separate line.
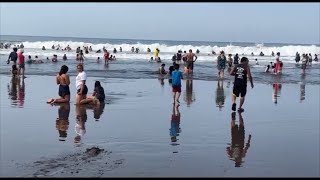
[0, 75, 319, 177]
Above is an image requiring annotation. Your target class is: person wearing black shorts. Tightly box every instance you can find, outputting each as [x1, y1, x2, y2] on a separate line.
[229, 57, 254, 112]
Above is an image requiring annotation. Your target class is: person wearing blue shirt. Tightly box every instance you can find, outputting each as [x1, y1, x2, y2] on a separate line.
[171, 64, 183, 103]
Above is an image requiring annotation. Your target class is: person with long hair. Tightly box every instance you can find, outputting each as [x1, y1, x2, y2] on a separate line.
[80, 81, 105, 106]
[47, 65, 70, 104]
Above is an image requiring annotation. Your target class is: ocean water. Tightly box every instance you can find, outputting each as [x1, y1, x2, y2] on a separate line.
[1, 35, 319, 84]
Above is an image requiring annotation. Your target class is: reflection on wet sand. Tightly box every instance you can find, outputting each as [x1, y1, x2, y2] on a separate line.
[272, 83, 282, 104]
[74, 105, 88, 146]
[55, 103, 70, 141]
[226, 112, 252, 167]
[215, 80, 225, 110]
[84, 102, 106, 121]
[183, 79, 196, 107]
[7, 77, 25, 107]
[170, 103, 181, 150]
[300, 75, 306, 103]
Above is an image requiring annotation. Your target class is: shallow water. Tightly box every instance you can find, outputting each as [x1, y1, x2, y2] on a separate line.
[0, 75, 319, 177]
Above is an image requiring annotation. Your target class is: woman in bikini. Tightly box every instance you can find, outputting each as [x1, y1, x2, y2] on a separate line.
[47, 65, 70, 104]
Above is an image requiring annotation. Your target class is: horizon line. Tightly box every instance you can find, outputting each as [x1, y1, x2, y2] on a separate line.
[1, 34, 319, 46]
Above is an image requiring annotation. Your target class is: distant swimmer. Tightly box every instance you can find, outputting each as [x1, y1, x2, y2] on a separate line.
[147, 48, 151, 53]
[76, 47, 80, 54]
[20, 43, 24, 49]
[104, 50, 110, 64]
[176, 50, 182, 64]
[259, 52, 264, 56]
[182, 51, 187, 62]
[85, 47, 89, 54]
[308, 53, 312, 65]
[97, 57, 100, 63]
[89, 46, 93, 51]
[119, 47, 122, 52]
[52, 45, 55, 49]
[96, 49, 101, 53]
[255, 58, 259, 65]
[251, 52, 254, 56]
[79, 50, 85, 63]
[131, 47, 134, 53]
[233, 53, 239, 65]
[172, 54, 177, 62]
[52, 54, 58, 62]
[265, 62, 273, 72]
[227, 54, 233, 68]
[113, 48, 117, 53]
[301, 54, 307, 74]
[196, 49, 200, 54]
[271, 51, 275, 56]
[295, 52, 300, 63]
[63, 54, 67, 60]
[212, 50, 216, 55]
[314, 54, 318, 62]
[154, 48, 160, 61]
[159, 63, 166, 74]
[135, 48, 139, 53]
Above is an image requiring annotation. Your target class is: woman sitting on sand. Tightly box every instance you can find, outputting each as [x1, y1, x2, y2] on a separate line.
[79, 81, 105, 106]
[47, 65, 70, 104]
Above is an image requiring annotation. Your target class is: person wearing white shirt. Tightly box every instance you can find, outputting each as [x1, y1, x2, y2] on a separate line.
[75, 64, 88, 104]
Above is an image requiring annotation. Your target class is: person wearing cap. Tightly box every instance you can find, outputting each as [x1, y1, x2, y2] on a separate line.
[217, 50, 227, 79]
[17, 49, 26, 78]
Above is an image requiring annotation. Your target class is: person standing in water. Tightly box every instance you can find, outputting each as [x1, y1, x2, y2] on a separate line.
[217, 51, 227, 79]
[17, 49, 26, 78]
[182, 49, 198, 73]
[7, 47, 18, 65]
[154, 48, 160, 61]
[230, 57, 254, 112]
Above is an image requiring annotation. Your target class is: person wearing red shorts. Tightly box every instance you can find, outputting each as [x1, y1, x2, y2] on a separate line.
[171, 64, 183, 103]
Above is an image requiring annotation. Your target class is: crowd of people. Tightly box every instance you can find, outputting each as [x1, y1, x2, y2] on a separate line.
[6, 43, 318, 113]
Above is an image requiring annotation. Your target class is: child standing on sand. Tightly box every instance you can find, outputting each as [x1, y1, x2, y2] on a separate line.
[171, 63, 183, 103]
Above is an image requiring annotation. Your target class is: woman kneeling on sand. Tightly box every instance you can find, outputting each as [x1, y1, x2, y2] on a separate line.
[47, 65, 70, 104]
[80, 81, 105, 106]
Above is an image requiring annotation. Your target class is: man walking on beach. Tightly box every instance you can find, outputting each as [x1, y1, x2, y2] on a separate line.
[229, 57, 254, 112]
[182, 49, 197, 73]
[171, 63, 183, 103]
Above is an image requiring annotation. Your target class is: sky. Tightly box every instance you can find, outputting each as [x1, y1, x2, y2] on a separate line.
[1, 3, 319, 44]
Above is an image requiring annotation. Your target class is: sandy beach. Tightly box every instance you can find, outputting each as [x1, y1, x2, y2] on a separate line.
[0, 74, 319, 177]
